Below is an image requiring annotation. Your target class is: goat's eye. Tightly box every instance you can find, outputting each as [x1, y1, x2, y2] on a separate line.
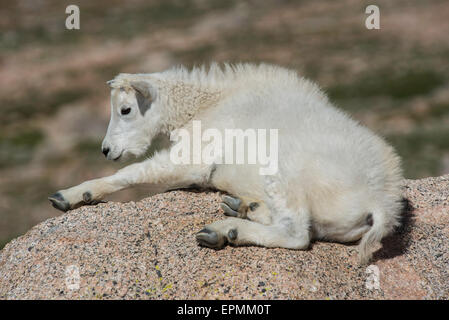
[121, 107, 131, 115]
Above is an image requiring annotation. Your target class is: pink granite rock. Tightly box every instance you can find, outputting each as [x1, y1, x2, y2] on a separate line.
[0, 175, 448, 299]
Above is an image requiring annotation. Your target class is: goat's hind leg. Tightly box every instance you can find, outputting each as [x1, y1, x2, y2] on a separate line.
[196, 213, 310, 250]
[220, 195, 272, 225]
[197, 176, 311, 250]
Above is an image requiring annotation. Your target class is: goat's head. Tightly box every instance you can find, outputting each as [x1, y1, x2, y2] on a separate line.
[102, 76, 161, 161]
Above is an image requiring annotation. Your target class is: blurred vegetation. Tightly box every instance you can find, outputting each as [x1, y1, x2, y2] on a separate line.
[387, 126, 449, 178]
[0, 129, 44, 168]
[0, 88, 90, 125]
[328, 69, 445, 102]
[0, 0, 235, 51]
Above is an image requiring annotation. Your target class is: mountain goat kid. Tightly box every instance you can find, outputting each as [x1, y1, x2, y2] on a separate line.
[49, 63, 403, 264]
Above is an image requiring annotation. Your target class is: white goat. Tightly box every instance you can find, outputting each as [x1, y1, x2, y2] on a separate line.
[49, 63, 403, 264]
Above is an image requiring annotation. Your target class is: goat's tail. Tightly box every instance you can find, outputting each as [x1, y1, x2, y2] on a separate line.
[358, 206, 400, 265]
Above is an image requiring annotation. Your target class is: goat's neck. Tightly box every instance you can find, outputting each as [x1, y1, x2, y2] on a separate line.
[158, 79, 222, 133]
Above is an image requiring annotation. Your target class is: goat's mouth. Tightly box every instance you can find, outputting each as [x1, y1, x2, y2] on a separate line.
[112, 151, 123, 161]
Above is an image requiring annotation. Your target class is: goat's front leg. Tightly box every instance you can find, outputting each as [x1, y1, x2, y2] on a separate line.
[48, 150, 213, 212]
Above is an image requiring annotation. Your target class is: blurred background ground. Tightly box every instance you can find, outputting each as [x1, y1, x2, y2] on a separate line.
[0, 0, 448, 248]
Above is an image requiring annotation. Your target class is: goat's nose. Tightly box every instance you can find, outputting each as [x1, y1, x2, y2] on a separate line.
[102, 147, 110, 157]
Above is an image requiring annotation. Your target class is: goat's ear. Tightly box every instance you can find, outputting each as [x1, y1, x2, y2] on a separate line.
[130, 81, 153, 100]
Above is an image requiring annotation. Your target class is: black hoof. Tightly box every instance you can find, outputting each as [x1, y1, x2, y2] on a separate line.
[220, 203, 239, 217]
[48, 192, 70, 212]
[82, 191, 92, 203]
[222, 195, 241, 211]
[249, 202, 259, 211]
[196, 228, 225, 248]
[227, 228, 238, 241]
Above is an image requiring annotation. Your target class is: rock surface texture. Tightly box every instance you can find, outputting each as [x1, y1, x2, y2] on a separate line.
[1, 175, 448, 299]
